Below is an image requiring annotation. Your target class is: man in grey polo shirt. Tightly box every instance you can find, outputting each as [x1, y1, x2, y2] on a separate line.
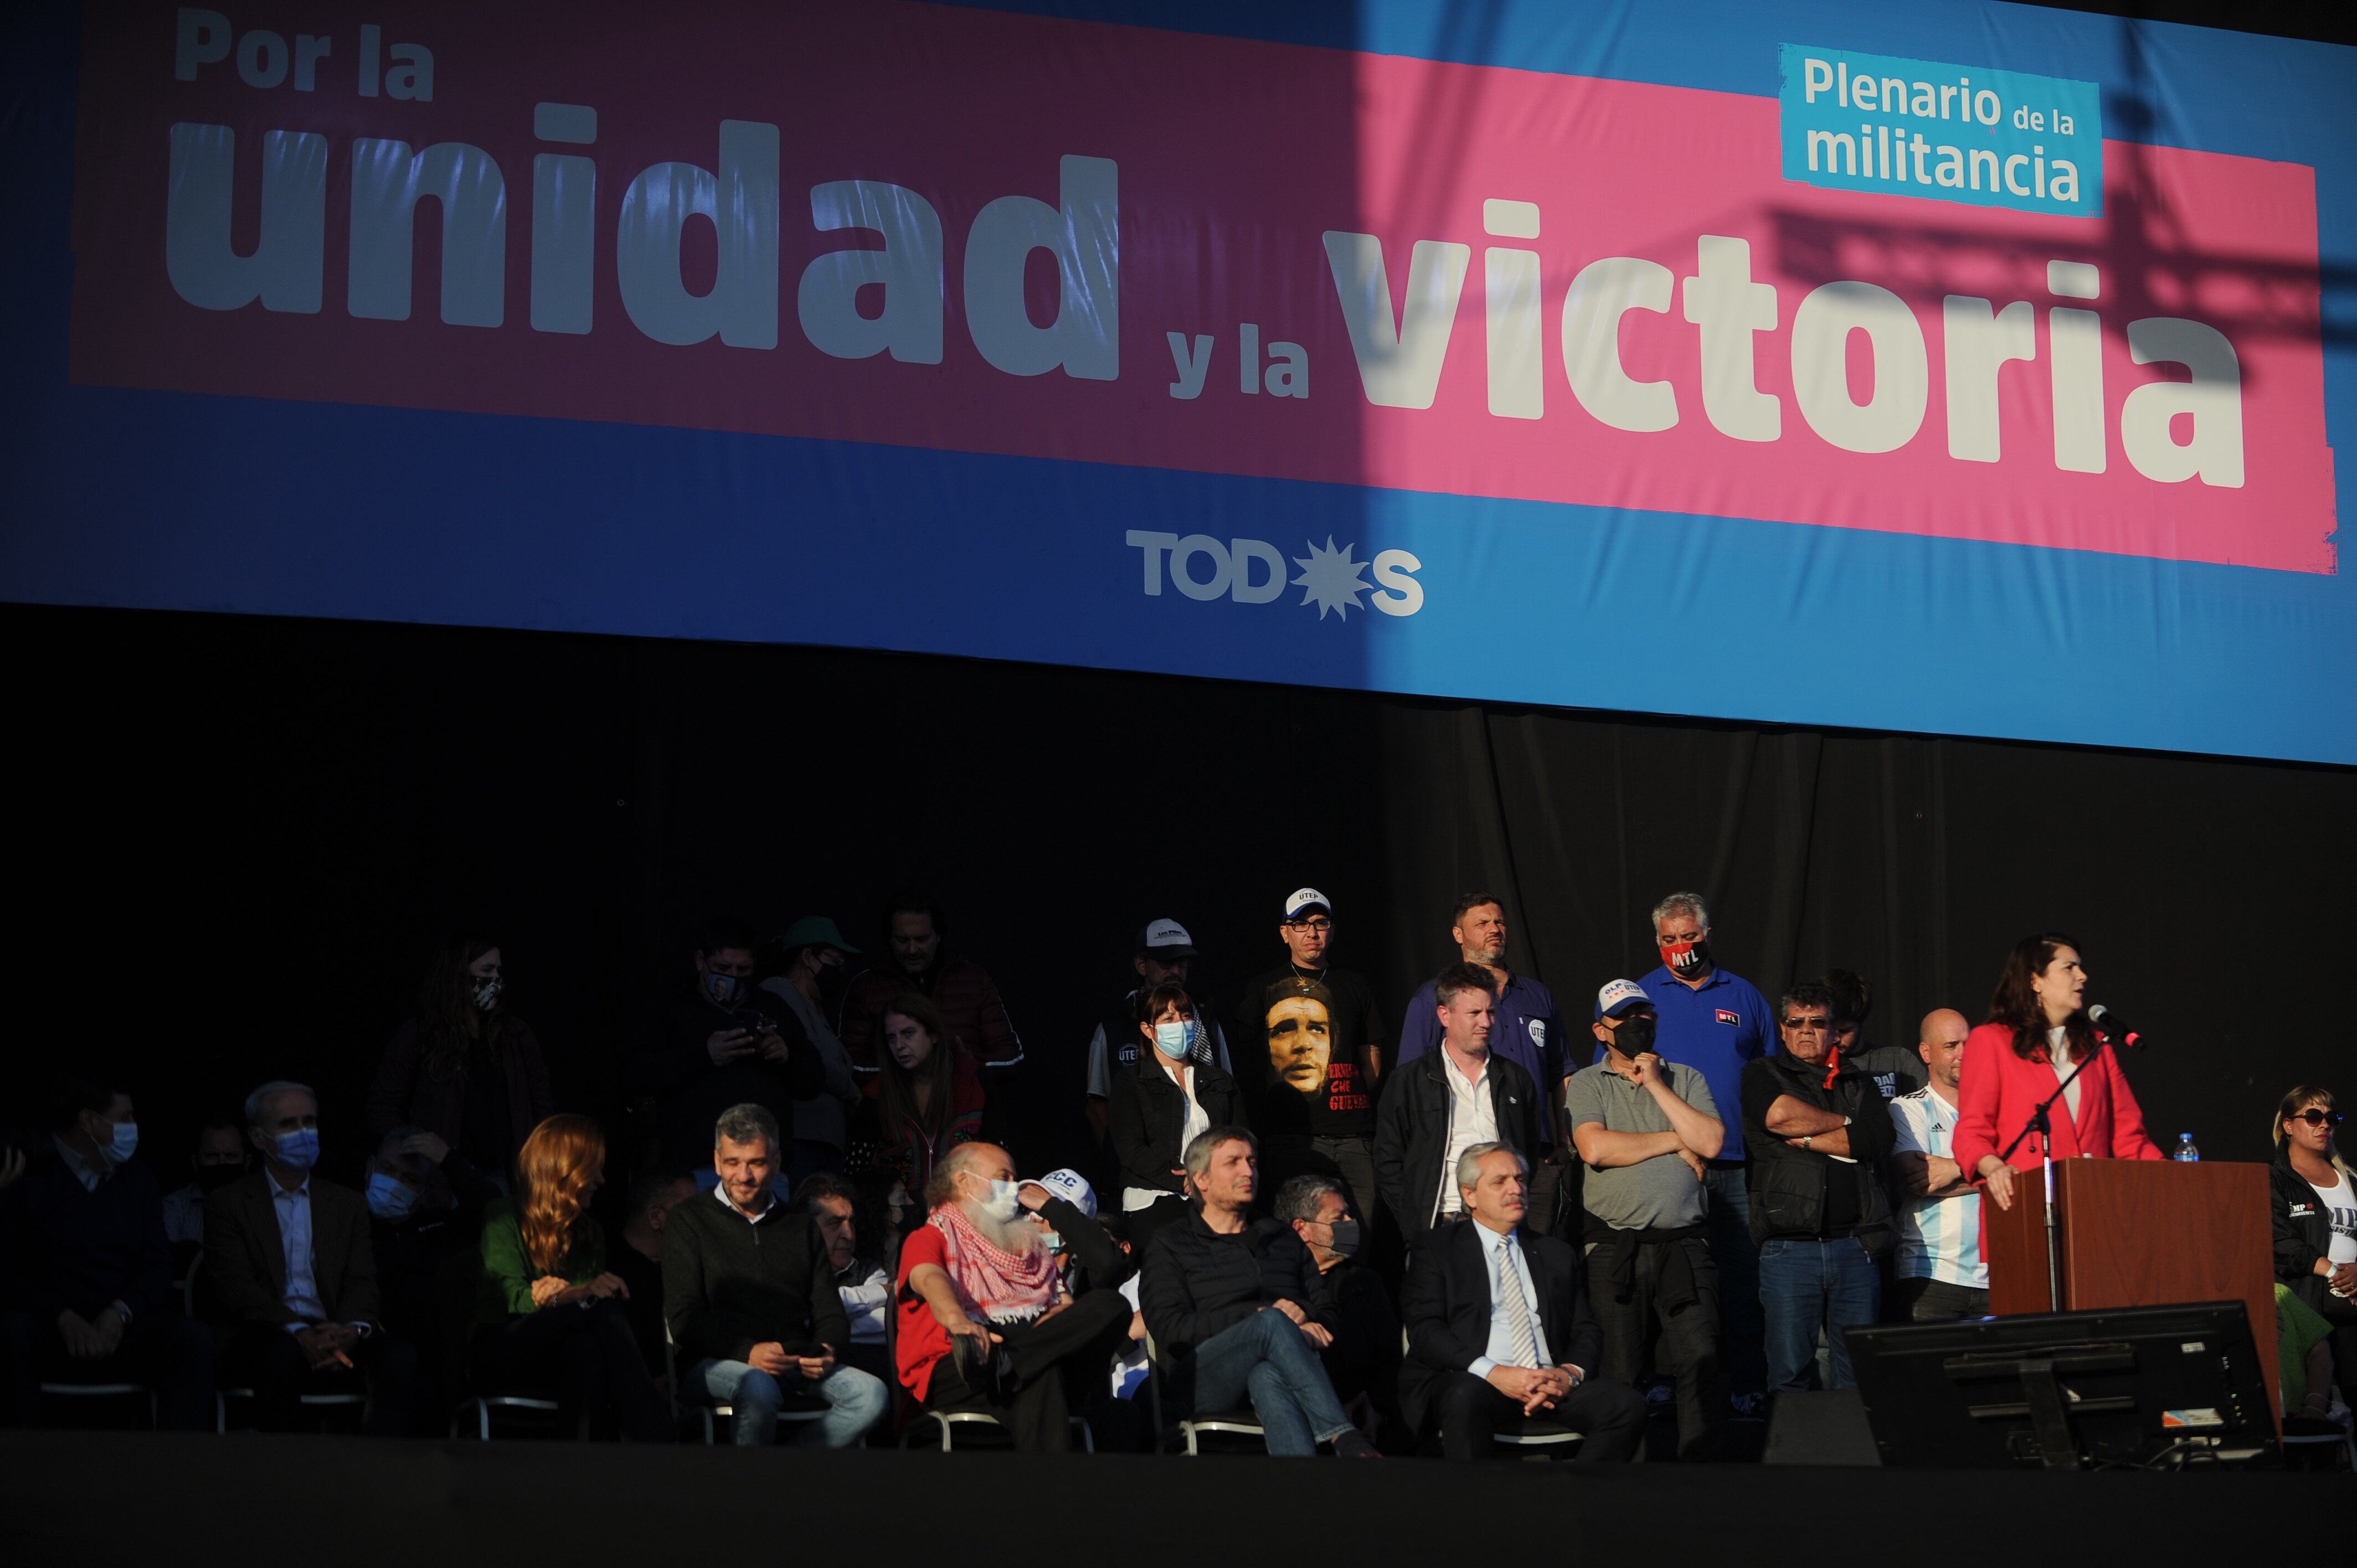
[1565, 978, 1727, 1461]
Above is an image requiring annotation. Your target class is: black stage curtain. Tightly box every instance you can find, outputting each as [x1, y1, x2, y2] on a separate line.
[4, 605, 2346, 1185]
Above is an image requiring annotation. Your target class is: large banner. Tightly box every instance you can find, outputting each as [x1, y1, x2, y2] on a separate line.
[7, 2, 2352, 761]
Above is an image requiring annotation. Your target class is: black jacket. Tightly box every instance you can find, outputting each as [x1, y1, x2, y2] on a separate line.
[625, 987, 824, 1171]
[1109, 1058, 1246, 1199]
[661, 1190, 848, 1366]
[1397, 1218, 1602, 1436]
[0, 1144, 172, 1322]
[1373, 1050, 1545, 1239]
[1140, 1208, 1334, 1363]
[1739, 1053, 1897, 1255]
[2272, 1143, 2357, 1320]
[1040, 1195, 1134, 1298]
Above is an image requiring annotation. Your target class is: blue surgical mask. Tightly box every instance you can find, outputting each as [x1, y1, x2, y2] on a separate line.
[1152, 1020, 1199, 1060]
[273, 1128, 320, 1172]
[366, 1171, 418, 1221]
[104, 1121, 140, 1165]
[703, 971, 745, 1007]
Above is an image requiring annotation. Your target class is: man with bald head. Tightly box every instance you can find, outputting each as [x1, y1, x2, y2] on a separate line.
[1884, 1009, 1987, 1321]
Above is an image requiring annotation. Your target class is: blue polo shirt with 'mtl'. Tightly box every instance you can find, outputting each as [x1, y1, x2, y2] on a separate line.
[1632, 964, 1776, 1162]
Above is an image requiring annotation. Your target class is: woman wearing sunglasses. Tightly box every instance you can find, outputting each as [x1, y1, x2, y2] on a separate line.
[2272, 1086, 2357, 1412]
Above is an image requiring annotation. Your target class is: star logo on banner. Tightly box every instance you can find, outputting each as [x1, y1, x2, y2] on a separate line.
[1291, 537, 1371, 621]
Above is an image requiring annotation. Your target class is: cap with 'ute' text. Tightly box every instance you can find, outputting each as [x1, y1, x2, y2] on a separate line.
[1284, 888, 1332, 921]
[1595, 977, 1652, 1019]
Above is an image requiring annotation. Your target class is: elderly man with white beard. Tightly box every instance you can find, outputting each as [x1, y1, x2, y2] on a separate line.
[893, 1142, 1132, 1451]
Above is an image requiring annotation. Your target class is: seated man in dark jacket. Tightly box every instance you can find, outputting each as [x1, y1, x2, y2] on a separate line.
[1110, 981, 1245, 1254]
[1740, 981, 1898, 1393]
[626, 919, 825, 1182]
[665, 1103, 887, 1446]
[1375, 964, 1546, 1242]
[206, 1080, 419, 1435]
[1140, 1127, 1379, 1457]
[364, 1125, 481, 1433]
[0, 1072, 213, 1430]
[1398, 1143, 1645, 1460]
[1277, 1173, 1407, 1451]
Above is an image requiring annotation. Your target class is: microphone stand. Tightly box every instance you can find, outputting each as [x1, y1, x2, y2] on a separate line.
[1995, 1030, 2116, 1313]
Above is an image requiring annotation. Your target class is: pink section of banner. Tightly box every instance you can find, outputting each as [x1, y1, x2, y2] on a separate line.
[69, 1, 2335, 572]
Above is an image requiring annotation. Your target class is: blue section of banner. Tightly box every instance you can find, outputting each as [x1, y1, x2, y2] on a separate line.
[1777, 44, 2102, 216]
[3, 2, 2355, 765]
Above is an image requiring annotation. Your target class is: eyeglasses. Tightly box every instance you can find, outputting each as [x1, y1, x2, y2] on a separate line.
[1780, 1016, 1834, 1033]
[2290, 1108, 2345, 1127]
[1286, 919, 1333, 933]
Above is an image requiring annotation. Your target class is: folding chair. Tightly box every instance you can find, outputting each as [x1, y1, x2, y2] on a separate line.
[666, 1325, 828, 1443]
[898, 1407, 1095, 1451]
[36, 1381, 156, 1430]
[450, 1391, 564, 1440]
[1144, 1332, 1266, 1455]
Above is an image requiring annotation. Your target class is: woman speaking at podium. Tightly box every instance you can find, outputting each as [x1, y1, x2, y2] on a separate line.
[1953, 933, 2161, 1214]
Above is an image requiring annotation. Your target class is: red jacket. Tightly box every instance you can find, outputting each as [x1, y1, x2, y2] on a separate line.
[840, 953, 1022, 1070]
[1952, 1022, 2163, 1174]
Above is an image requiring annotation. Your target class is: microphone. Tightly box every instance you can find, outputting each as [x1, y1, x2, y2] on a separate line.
[2088, 1004, 2145, 1050]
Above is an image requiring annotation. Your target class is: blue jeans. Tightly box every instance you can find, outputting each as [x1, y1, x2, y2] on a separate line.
[1757, 1237, 1880, 1392]
[684, 1358, 887, 1447]
[1175, 1309, 1356, 1456]
[1704, 1163, 1764, 1396]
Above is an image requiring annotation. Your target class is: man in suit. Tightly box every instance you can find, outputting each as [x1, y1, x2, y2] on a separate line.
[1399, 1143, 1646, 1460]
[204, 1080, 418, 1435]
[1375, 965, 1545, 1243]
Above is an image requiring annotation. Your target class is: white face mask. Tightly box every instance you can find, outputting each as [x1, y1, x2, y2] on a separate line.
[973, 1177, 1023, 1224]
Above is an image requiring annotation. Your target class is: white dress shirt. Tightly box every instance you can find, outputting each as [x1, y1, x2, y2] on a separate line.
[271, 1174, 326, 1326]
[1466, 1218, 1553, 1378]
[1434, 1052, 1498, 1222]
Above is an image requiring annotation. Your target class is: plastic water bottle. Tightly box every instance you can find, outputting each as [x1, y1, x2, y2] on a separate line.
[2174, 1133, 2200, 1162]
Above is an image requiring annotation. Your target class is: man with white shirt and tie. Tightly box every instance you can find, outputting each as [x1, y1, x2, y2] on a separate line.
[204, 1080, 419, 1435]
[1398, 1143, 1645, 1460]
[1375, 966, 1544, 1244]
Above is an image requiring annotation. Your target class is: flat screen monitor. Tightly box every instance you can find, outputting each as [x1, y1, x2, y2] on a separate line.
[1847, 1302, 2274, 1469]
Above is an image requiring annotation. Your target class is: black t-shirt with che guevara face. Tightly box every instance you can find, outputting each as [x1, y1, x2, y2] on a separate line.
[1235, 964, 1387, 1139]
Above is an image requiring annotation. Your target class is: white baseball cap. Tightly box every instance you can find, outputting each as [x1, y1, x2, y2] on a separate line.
[1595, 978, 1652, 1019]
[1138, 917, 1196, 957]
[1026, 1168, 1097, 1219]
[1284, 887, 1333, 921]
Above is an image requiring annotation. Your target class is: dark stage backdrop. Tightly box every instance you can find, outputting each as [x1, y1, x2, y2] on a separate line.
[4, 604, 2348, 1189]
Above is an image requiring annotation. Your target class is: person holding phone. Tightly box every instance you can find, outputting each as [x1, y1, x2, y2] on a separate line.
[626, 918, 826, 1188]
[474, 1115, 671, 1441]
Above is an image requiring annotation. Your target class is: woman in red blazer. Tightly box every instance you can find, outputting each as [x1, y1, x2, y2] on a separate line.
[1953, 932, 2162, 1214]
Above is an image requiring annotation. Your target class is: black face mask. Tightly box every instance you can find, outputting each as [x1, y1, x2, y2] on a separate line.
[1614, 1014, 1657, 1056]
[1323, 1218, 1361, 1258]
[1663, 938, 1712, 979]
[815, 961, 847, 1004]
[194, 1163, 245, 1193]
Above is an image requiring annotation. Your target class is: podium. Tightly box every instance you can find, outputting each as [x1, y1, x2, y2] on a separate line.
[1984, 1158, 2279, 1419]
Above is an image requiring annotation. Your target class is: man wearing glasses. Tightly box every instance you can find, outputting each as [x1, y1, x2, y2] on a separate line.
[1737, 981, 1897, 1394]
[1235, 889, 1388, 1242]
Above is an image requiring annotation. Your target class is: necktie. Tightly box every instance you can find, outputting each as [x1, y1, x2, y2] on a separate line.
[1497, 1236, 1540, 1369]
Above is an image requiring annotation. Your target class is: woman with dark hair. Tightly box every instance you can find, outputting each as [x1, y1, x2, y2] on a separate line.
[1953, 933, 2160, 1214]
[367, 935, 554, 1198]
[1109, 981, 1244, 1254]
[2271, 1085, 2357, 1413]
[848, 992, 984, 1206]
[474, 1115, 671, 1441]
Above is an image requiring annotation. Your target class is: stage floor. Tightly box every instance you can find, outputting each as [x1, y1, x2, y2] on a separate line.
[0, 1431, 2328, 1563]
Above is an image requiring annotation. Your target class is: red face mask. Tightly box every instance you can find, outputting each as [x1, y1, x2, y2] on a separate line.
[1659, 938, 1711, 978]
